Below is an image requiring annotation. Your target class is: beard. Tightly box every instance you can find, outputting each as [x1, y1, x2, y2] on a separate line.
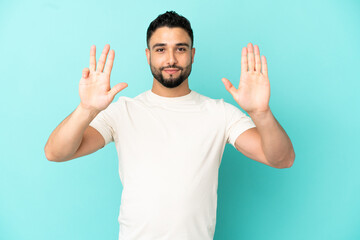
[150, 61, 192, 88]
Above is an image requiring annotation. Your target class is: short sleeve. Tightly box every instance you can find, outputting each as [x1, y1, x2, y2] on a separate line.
[224, 101, 256, 149]
[89, 103, 117, 146]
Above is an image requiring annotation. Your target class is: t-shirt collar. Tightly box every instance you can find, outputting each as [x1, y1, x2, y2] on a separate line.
[147, 89, 196, 103]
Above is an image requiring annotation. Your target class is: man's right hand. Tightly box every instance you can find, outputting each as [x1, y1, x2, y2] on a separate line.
[79, 44, 128, 112]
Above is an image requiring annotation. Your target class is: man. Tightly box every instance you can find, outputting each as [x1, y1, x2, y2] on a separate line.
[45, 11, 295, 240]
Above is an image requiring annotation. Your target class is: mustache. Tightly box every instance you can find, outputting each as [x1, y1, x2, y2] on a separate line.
[160, 65, 183, 71]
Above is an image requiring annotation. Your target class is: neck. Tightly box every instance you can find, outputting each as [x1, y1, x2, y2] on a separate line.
[151, 78, 191, 97]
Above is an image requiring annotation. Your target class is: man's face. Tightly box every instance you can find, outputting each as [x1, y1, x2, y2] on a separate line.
[146, 27, 195, 88]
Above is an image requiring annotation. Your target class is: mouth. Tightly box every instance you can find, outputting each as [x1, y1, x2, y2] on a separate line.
[163, 68, 180, 74]
[162, 67, 181, 75]
[163, 69, 179, 74]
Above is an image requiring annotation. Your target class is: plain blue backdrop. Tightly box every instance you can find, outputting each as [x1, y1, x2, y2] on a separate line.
[1, 0, 359, 239]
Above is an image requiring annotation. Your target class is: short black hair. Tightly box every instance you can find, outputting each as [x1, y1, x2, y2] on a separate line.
[146, 11, 194, 48]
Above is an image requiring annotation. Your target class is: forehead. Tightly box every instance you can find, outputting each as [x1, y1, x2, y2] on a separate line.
[149, 27, 191, 47]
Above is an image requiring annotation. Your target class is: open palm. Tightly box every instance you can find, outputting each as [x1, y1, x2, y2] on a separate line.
[79, 44, 128, 112]
[222, 43, 270, 114]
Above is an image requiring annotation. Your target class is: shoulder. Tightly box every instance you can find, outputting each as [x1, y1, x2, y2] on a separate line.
[111, 91, 147, 106]
[195, 92, 246, 116]
[100, 94, 138, 115]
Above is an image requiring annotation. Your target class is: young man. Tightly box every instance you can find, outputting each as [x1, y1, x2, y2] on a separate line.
[45, 11, 295, 240]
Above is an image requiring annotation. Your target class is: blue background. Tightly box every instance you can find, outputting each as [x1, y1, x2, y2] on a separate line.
[1, 0, 359, 239]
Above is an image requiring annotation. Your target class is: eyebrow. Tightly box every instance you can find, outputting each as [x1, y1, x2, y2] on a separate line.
[152, 43, 190, 50]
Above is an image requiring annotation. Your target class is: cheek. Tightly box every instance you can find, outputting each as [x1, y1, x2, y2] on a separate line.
[183, 54, 193, 66]
[150, 55, 163, 66]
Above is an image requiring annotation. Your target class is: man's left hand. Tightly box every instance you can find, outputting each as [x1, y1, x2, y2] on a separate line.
[222, 43, 270, 115]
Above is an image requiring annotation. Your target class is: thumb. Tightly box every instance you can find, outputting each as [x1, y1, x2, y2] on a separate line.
[109, 82, 128, 99]
[221, 78, 237, 98]
[82, 68, 90, 78]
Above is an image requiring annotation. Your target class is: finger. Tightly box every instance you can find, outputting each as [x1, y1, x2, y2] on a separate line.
[261, 55, 268, 77]
[241, 47, 248, 74]
[96, 44, 110, 72]
[254, 45, 261, 73]
[247, 43, 255, 71]
[82, 67, 90, 78]
[89, 45, 96, 71]
[221, 78, 237, 99]
[104, 49, 115, 75]
[109, 82, 128, 99]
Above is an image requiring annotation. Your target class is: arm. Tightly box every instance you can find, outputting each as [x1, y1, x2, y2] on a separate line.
[44, 105, 103, 162]
[222, 43, 295, 168]
[235, 112, 295, 169]
[44, 44, 128, 162]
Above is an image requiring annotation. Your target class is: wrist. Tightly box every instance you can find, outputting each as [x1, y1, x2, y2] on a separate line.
[248, 108, 272, 119]
[78, 103, 101, 118]
[247, 108, 278, 131]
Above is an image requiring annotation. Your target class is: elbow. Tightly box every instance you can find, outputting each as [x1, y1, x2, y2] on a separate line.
[284, 160, 294, 169]
[44, 146, 56, 162]
[289, 149, 296, 167]
[273, 150, 295, 169]
[283, 149, 296, 168]
[44, 145, 63, 162]
[44, 144, 51, 161]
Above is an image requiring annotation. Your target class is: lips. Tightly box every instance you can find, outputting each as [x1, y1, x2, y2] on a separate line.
[163, 68, 180, 74]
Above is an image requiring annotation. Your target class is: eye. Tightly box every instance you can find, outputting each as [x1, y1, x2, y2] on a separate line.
[156, 48, 164, 52]
[178, 47, 186, 52]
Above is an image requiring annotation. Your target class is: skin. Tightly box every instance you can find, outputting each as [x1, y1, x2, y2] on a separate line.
[222, 43, 295, 168]
[146, 28, 193, 90]
[44, 44, 127, 161]
[45, 27, 295, 169]
[146, 27, 195, 97]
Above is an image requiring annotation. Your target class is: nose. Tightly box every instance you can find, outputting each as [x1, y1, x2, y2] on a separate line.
[167, 50, 178, 66]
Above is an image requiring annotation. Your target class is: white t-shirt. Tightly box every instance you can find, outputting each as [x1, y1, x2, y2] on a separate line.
[89, 89, 256, 240]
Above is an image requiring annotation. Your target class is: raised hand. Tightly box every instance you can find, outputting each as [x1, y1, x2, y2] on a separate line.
[222, 43, 270, 114]
[79, 44, 128, 112]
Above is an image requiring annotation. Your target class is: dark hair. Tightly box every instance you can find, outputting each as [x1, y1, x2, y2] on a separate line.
[146, 11, 194, 48]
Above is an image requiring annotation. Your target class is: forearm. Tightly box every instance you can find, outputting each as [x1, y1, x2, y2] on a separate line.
[249, 110, 295, 168]
[44, 104, 100, 162]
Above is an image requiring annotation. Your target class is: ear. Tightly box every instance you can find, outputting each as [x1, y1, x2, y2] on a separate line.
[145, 48, 150, 65]
[191, 47, 195, 64]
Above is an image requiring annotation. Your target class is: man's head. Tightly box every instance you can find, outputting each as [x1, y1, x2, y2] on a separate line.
[146, 11, 195, 89]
